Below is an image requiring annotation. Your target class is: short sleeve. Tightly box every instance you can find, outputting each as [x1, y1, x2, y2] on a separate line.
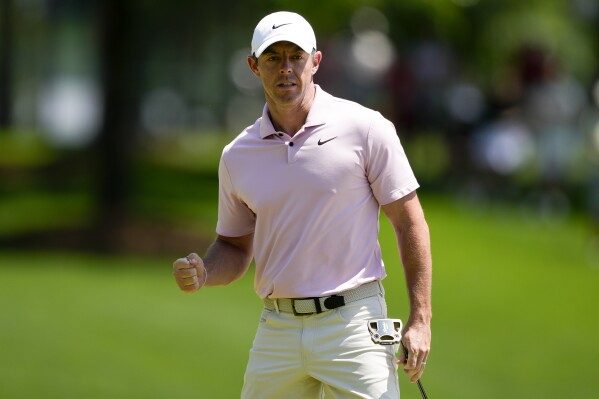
[215, 154, 256, 237]
[366, 113, 419, 205]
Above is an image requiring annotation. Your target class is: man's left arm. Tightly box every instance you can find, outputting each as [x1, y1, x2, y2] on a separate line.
[381, 191, 432, 383]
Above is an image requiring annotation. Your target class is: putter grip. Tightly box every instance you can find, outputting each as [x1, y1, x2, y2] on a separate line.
[400, 341, 409, 358]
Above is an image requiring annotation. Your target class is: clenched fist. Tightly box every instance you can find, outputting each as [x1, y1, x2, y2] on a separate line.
[172, 253, 207, 293]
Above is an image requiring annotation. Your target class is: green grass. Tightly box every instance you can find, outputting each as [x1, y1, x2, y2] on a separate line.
[0, 253, 261, 399]
[1, 196, 598, 398]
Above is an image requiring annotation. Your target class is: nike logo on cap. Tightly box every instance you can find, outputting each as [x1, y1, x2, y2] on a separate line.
[318, 137, 337, 146]
[272, 23, 291, 29]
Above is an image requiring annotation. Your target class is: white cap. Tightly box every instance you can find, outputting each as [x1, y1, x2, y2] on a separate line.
[251, 11, 317, 57]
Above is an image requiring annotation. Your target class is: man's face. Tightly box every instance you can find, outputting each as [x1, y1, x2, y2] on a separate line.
[248, 41, 321, 108]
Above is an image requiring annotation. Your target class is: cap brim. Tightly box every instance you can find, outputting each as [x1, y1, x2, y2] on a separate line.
[254, 35, 314, 57]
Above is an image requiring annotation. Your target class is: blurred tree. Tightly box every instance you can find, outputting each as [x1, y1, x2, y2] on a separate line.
[2, 0, 598, 254]
[0, 0, 13, 128]
[89, 0, 256, 250]
[93, 0, 146, 250]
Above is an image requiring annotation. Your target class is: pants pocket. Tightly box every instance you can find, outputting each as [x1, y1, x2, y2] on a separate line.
[335, 294, 387, 324]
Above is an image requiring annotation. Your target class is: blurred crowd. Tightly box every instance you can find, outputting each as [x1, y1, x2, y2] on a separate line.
[232, 7, 599, 231]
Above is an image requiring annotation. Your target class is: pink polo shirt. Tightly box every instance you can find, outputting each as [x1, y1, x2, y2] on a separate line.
[216, 85, 419, 299]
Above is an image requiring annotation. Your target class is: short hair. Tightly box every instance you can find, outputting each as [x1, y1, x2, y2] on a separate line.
[252, 48, 316, 65]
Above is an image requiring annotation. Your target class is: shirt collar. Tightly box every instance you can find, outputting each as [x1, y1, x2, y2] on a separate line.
[259, 85, 328, 139]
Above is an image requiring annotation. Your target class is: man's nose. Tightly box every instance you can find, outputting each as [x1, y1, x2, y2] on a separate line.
[279, 57, 292, 74]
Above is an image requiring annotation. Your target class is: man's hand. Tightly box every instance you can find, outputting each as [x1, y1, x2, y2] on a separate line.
[172, 253, 207, 294]
[397, 321, 431, 383]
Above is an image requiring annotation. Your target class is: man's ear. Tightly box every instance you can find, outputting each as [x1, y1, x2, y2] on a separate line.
[312, 51, 322, 75]
[247, 55, 260, 77]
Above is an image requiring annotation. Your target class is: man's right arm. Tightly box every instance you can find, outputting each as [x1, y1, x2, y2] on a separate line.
[172, 233, 254, 293]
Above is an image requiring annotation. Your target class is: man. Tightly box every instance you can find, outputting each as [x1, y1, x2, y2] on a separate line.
[172, 11, 432, 399]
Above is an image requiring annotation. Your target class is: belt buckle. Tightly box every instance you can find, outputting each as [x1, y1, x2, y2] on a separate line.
[291, 295, 346, 316]
[291, 298, 313, 316]
[291, 297, 325, 316]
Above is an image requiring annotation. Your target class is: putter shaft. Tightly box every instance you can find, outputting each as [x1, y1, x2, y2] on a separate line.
[400, 342, 429, 399]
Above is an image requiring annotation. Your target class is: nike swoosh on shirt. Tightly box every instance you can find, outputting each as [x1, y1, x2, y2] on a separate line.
[272, 23, 291, 29]
[318, 137, 338, 146]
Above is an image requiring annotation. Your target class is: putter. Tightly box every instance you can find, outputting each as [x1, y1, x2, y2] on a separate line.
[367, 319, 429, 399]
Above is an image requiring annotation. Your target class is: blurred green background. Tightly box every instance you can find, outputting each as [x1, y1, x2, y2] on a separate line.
[1, 0, 599, 398]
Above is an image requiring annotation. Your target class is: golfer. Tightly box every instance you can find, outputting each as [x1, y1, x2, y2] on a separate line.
[173, 11, 432, 399]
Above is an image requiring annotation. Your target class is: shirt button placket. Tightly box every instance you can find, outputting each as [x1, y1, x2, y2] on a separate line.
[287, 140, 294, 163]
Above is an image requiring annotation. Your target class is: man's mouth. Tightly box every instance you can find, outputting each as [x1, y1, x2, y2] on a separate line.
[278, 82, 296, 87]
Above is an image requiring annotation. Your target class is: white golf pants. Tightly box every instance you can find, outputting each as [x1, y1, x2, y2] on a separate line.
[241, 292, 400, 399]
